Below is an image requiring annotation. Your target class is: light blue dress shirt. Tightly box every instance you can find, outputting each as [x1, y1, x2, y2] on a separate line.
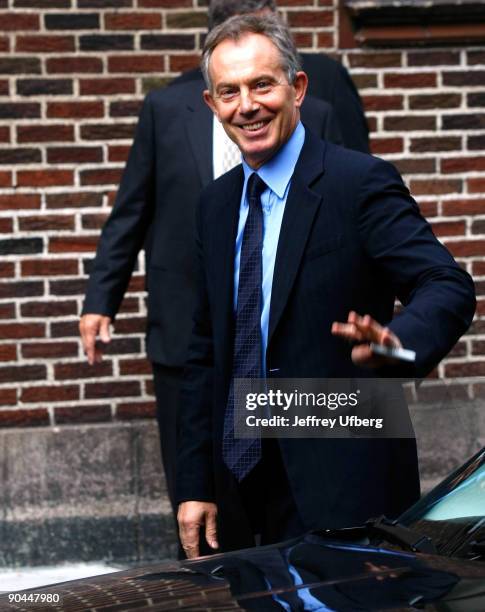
[234, 122, 305, 375]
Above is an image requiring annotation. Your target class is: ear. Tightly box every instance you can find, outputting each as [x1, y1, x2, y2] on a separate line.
[293, 71, 308, 109]
[203, 89, 219, 120]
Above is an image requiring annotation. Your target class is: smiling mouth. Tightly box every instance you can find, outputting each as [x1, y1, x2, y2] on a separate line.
[240, 120, 269, 132]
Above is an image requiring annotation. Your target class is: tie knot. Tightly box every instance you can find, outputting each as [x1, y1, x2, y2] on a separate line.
[247, 173, 267, 203]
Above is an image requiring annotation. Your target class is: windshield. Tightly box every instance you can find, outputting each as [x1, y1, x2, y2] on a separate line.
[399, 447, 485, 559]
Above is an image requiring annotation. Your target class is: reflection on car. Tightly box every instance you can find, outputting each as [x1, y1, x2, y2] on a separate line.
[1, 447, 485, 611]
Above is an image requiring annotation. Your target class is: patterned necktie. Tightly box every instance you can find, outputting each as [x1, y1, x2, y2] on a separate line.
[223, 173, 267, 481]
[221, 131, 241, 174]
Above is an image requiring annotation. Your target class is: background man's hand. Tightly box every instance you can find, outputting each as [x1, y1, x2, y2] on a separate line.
[79, 314, 112, 365]
[177, 501, 218, 559]
[331, 311, 402, 368]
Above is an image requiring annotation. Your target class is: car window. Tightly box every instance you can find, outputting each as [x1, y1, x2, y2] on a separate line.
[399, 448, 485, 559]
[416, 464, 485, 521]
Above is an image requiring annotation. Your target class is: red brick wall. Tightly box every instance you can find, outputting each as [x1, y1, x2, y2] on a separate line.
[0, 0, 483, 427]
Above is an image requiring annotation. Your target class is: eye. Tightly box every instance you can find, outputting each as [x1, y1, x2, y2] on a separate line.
[218, 87, 238, 101]
[254, 80, 272, 92]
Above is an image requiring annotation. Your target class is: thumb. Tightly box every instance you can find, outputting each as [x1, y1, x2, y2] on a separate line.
[99, 317, 112, 343]
[205, 510, 219, 550]
[381, 327, 401, 348]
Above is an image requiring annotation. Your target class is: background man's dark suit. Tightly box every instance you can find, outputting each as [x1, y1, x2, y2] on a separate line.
[176, 129, 476, 551]
[82, 78, 340, 511]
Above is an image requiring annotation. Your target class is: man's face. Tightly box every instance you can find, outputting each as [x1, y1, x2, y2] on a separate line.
[204, 33, 307, 169]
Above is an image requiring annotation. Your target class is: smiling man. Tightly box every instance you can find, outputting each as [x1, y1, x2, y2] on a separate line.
[176, 15, 475, 559]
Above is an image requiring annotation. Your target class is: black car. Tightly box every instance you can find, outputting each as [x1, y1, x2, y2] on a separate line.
[2, 447, 485, 611]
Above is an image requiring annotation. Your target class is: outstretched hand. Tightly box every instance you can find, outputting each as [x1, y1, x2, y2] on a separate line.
[331, 311, 402, 368]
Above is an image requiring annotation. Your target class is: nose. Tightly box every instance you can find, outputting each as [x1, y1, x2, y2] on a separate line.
[238, 86, 259, 115]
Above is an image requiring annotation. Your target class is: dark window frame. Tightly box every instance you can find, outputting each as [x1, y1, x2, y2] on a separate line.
[340, 0, 485, 48]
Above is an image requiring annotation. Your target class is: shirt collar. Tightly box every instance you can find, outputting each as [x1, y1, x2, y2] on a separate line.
[242, 121, 305, 199]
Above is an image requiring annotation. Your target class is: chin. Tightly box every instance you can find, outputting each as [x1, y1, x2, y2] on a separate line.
[242, 143, 274, 166]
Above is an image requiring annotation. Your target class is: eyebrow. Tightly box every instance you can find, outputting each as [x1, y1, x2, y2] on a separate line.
[215, 74, 280, 91]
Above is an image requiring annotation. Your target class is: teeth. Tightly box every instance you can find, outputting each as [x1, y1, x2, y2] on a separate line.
[242, 121, 265, 131]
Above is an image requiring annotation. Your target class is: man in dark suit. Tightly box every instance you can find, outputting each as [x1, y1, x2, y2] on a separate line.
[79, 0, 367, 518]
[176, 14, 475, 558]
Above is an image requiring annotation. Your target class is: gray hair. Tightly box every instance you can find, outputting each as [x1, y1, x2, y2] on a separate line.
[208, 0, 277, 30]
[201, 14, 301, 91]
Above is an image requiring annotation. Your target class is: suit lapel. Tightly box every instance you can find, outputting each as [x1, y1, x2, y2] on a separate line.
[212, 168, 245, 359]
[268, 132, 327, 343]
[184, 79, 213, 187]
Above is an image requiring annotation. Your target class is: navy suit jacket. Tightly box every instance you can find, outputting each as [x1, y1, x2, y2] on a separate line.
[176, 129, 475, 551]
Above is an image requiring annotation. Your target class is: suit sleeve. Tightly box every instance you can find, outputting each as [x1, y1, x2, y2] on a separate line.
[332, 63, 370, 154]
[176, 194, 215, 504]
[301, 96, 343, 147]
[356, 159, 476, 378]
[322, 103, 344, 147]
[82, 92, 156, 318]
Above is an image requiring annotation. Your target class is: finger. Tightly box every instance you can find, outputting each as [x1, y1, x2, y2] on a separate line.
[347, 310, 358, 323]
[180, 523, 200, 559]
[331, 321, 364, 342]
[205, 511, 219, 550]
[99, 318, 111, 344]
[353, 315, 395, 347]
[332, 312, 367, 342]
[380, 326, 401, 347]
[351, 343, 375, 366]
[352, 314, 382, 343]
[80, 321, 98, 365]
